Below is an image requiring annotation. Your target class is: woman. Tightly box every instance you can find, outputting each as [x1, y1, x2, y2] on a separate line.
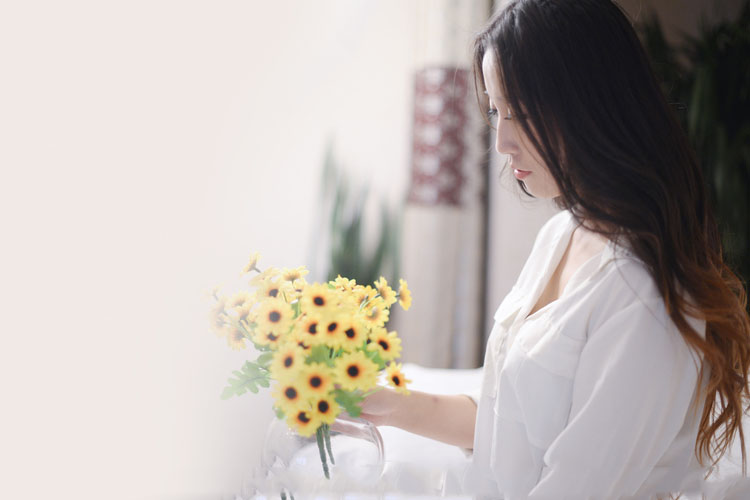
[361, 0, 750, 498]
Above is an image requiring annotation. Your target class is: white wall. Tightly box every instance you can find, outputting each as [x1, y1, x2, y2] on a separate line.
[1, 1, 419, 498]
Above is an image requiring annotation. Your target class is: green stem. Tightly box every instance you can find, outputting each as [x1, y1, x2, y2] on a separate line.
[361, 386, 384, 398]
[359, 292, 382, 311]
[316, 426, 330, 479]
[323, 423, 335, 465]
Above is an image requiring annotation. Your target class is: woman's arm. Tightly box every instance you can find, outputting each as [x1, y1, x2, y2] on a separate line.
[360, 387, 477, 449]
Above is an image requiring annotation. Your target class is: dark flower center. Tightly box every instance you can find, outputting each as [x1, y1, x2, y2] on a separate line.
[283, 356, 293, 368]
[298, 412, 310, 423]
[347, 365, 360, 377]
[345, 328, 356, 339]
[308, 323, 317, 334]
[313, 296, 325, 306]
[267, 333, 278, 341]
[285, 387, 297, 400]
[378, 340, 389, 350]
[327, 322, 337, 332]
[269, 289, 279, 298]
[392, 375, 401, 386]
[310, 376, 322, 388]
[269, 311, 281, 322]
[318, 400, 329, 413]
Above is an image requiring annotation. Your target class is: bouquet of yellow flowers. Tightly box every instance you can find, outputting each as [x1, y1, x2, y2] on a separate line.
[209, 252, 412, 479]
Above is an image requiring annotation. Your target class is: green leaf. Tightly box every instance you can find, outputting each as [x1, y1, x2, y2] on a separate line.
[333, 388, 364, 417]
[275, 407, 285, 419]
[256, 351, 274, 366]
[220, 361, 270, 399]
[221, 386, 237, 400]
[363, 347, 386, 371]
[307, 344, 335, 367]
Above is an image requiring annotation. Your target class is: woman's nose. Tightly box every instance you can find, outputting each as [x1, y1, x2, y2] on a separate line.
[495, 118, 520, 156]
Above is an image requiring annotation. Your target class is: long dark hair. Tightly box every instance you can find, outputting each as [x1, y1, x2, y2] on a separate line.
[473, 0, 750, 474]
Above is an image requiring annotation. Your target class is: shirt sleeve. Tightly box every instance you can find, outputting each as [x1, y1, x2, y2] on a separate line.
[458, 387, 481, 457]
[527, 299, 703, 499]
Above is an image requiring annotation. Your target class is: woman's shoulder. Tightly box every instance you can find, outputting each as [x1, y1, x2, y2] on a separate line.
[589, 253, 706, 340]
[535, 209, 573, 246]
[513, 210, 574, 287]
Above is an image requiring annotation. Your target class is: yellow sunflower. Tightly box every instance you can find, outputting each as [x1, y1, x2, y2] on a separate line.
[252, 298, 293, 347]
[287, 407, 322, 437]
[256, 279, 288, 301]
[361, 297, 390, 328]
[338, 317, 368, 351]
[294, 313, 326, 346]
[225, 325, 247, 350]
[318, 312, 346, 349]
[333, 351, 379, 392]
[287, 328, 313, 351]
[398, 278, 412, 311]
[300, 283, 334, 313]
[374, 277, 397, 307]
[311, 394, 340, 425]
[271, 380, 309, 415]
[270, 343, 306, 382]
[300, 363, 334, 397]
[253, 327, 285, 348]
[240, 252, 261, 275]
[250, 266, 281, 287]
[367, 329, 402, 361]
[353, 285, 377, 308]
[225, 292, 254, 324]
[235, 303, 253, 322]
[227, 290, 253, 310]
[385, 362, 411, 395]
[282, 266, 309, 283]
[331, 275, 357, 292]
[282, 277, 307, 302]
[292, 277, 308, 292]
[208, 296, 229, 337]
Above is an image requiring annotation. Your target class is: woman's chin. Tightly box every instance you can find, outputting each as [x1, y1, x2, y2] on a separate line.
[522, 182, 561, 199]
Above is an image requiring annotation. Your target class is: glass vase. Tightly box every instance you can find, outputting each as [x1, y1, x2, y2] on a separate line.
[256, 413, 385, 496]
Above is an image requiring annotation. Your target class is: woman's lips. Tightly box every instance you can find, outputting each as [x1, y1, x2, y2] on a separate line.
[513, 168, 531, 180]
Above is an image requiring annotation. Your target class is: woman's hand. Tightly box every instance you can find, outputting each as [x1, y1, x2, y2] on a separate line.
[359, 387, 478, 449]
[360, 386, 403, 426]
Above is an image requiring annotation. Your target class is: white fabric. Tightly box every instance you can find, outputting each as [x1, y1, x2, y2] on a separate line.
[464, 209, 711, 499]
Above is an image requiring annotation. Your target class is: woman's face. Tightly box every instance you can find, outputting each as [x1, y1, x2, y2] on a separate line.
[482, 50, 561, 199]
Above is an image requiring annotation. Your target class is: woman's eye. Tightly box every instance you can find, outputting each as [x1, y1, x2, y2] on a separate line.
[487, 108, 498, 118]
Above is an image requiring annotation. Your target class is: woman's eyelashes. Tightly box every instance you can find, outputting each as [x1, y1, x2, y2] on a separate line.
[487, 106, 513, 121]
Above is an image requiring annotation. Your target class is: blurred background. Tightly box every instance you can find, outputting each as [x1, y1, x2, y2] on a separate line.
[1, 0, 747, 498]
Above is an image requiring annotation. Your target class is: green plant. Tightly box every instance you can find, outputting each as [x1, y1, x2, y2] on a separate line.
[639, 2, 750, 290]
[314, 142, 401, 286]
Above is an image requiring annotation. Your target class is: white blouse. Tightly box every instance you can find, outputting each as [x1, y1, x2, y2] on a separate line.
[464, 210, 709, 499]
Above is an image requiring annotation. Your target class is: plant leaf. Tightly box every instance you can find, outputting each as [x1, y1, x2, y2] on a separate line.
[220, 361, 270, 399]
[256, 352, 274, 366]
[307, 344, 335, 367]
[333, 388, 364, 417]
